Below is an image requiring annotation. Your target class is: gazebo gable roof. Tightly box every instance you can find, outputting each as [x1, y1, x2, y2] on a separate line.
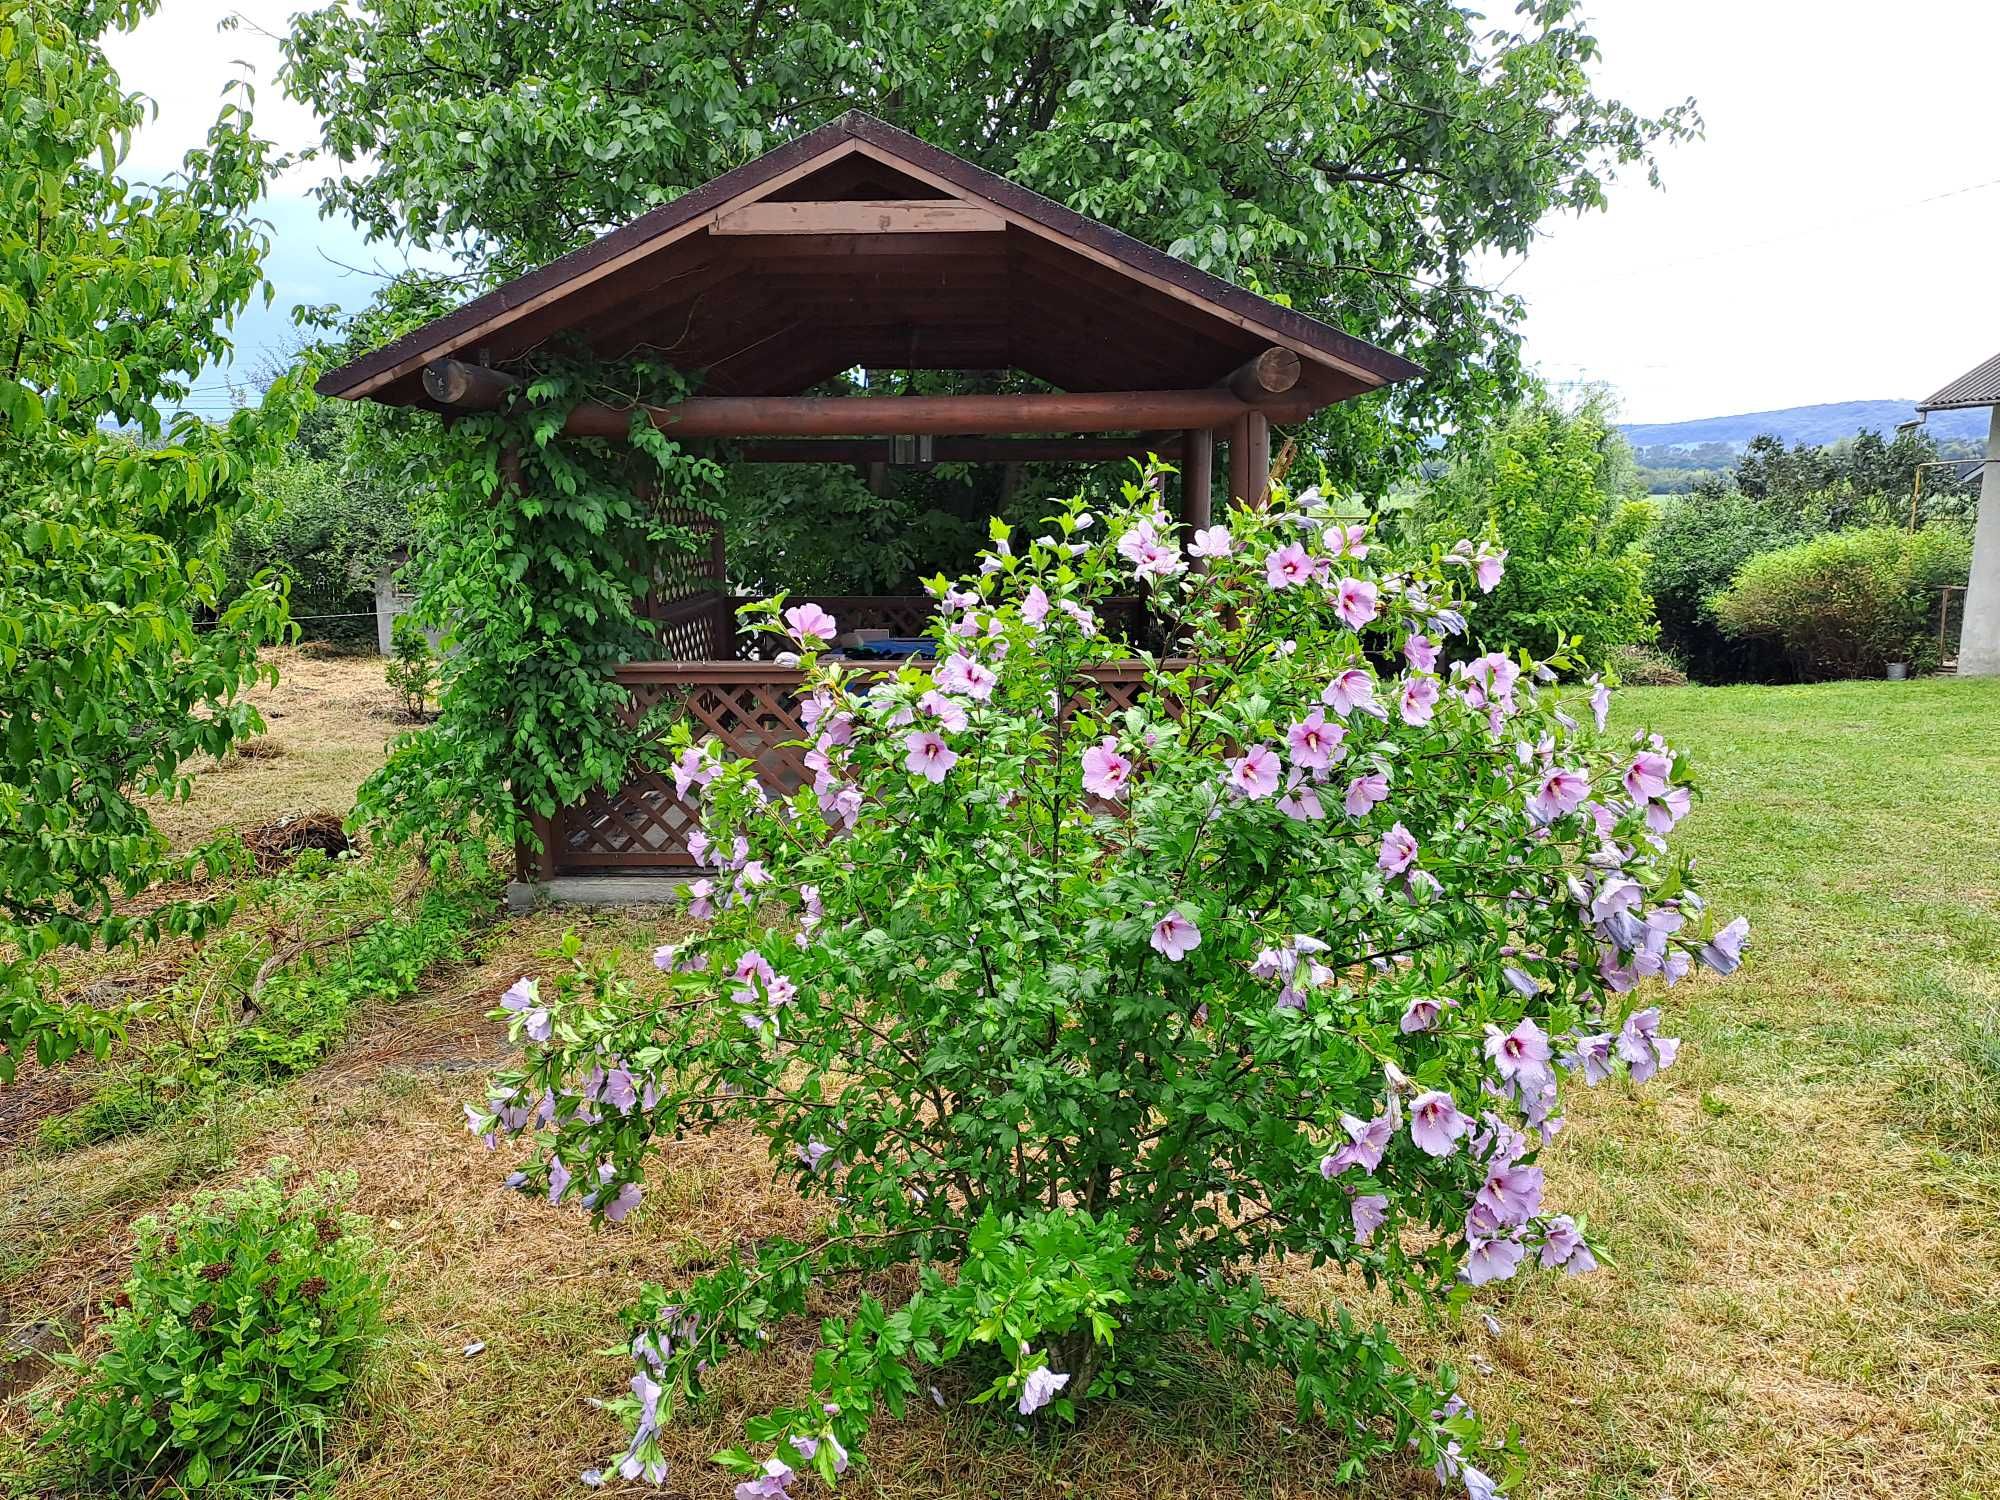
[317, 112, 1421, 410]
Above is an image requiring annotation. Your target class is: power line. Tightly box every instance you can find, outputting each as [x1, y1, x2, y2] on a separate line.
[1543, 172, 2000, 290]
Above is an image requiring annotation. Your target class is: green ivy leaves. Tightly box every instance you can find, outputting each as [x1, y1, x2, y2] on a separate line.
[353, 349, 724, 858]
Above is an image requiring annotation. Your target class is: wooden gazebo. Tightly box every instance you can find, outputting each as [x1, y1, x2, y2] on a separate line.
[317, 112, 1421, 882]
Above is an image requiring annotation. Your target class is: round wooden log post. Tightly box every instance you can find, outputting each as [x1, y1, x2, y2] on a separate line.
[1180, 427, 1213, 532]
[500, 442, 559, 886]
[1227, 414, 1250, 505]
[1224, 346, 1302, 405]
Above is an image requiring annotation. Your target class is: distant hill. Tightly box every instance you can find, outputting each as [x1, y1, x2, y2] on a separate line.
[1618, 400, 1990, 453]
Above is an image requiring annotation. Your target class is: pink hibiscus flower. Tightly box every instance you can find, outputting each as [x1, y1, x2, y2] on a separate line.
[1150, 909, 1202, 961]
[1081, 739, 1133, 800]
[904, 730, 958, 783]
[1264, 543, 1313, 590]
[1226, 743, 1282, 799]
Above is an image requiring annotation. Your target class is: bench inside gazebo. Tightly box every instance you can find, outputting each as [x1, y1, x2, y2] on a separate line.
[316, 111, 1420, 885]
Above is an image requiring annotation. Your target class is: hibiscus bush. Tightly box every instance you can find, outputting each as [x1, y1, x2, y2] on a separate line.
[466, 466, 1747, 1496]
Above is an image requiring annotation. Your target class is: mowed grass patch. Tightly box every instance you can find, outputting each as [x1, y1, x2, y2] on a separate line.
[11, 648, 407, 1034]
[0, 909, 575, 1450]
[149, 646, 406, 853]
[1334, 678, 2000, 1499]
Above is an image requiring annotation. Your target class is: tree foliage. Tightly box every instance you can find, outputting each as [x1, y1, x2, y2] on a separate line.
[223, 400, 413, 633]
[1732, 428, 1976, 525]
[0, 0, 307, 1080]
[1403, 396, 1652, 669]
[1639, 486, 1804, 683]
[466, 472, 1745, 1492]
[280, 0, 1695, 490]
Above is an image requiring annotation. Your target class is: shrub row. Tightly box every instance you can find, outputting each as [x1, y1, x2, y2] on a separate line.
[1709, 526, 1971, 679]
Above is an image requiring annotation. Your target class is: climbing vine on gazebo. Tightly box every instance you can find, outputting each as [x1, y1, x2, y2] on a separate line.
[356, 353, 724, 860]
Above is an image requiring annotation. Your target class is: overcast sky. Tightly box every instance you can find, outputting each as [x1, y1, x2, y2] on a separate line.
[107, 0, 2000, 425]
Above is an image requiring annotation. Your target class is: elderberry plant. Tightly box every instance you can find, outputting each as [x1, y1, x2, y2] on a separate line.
[467, 467, 1748, 1496]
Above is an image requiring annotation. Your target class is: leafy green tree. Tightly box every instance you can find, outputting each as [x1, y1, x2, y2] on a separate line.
[1406, 396, 1653, 667]
[0, 0, 308, 1080]
[224, 403, 413, 633]
[1731, 432, 1842, 508]
[1640, 482, 1802, 682]
[280, 0, 1695, 488]
[1734, 427, 1974, 526]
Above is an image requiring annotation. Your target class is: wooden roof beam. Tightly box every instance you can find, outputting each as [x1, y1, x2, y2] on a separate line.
[1225, 347, 1302, 405]
[713, 200, 1005, 235]
[720, 435, 1183, 464]
[420, 359, 1289, 436]
[606, 389, 1271, 438]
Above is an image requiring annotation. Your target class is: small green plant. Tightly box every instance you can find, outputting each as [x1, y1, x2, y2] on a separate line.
[383, 615, 438, 721]
[40, 852, 497, 1151]
[40, 1163, 385, 1493]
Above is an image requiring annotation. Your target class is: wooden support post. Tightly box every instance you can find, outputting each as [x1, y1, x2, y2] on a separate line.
[1227, 414, 1250, 506]
[1180, 427, 1213, 531]
[707, 514, 727, 584]
[1245, 410, 1270, 507]
[501, 442, 558, 885]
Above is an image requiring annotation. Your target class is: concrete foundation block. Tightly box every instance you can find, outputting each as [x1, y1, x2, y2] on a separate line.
[506, 874, 701, 912]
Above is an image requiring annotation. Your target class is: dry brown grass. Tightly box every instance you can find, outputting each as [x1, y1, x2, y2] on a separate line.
[4, 648, 405, 1118]
[150, 647, 404, 852]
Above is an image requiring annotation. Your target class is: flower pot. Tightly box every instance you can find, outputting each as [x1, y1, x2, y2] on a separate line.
[1885, 662, 1908, 681]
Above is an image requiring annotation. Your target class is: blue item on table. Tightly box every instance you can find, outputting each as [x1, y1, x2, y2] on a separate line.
[847, 636, 936, 659]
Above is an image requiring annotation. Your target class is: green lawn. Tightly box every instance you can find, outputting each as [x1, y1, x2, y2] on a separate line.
[1409, 678, 2000, 1498]
[5, 675, 1998, 1499]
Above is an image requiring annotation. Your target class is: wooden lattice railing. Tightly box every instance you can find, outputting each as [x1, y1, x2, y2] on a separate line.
[645, 594, 738, 661]
[526, 658, 1163, 877]
[643, 593, 1150, 663]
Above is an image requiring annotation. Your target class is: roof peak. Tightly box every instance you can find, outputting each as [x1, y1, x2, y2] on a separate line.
[316, 112, 1421, 407]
